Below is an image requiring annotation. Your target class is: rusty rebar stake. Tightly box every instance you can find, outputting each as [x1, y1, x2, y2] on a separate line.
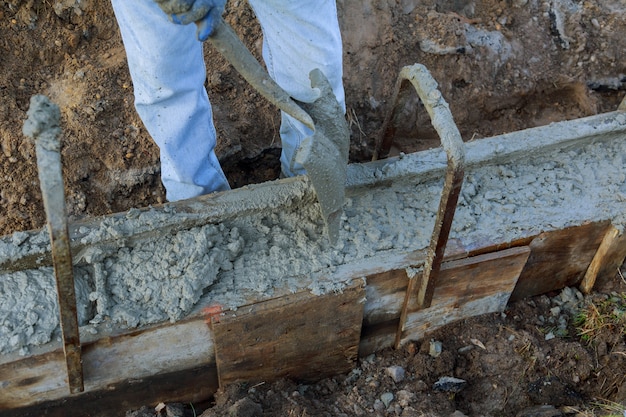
[23, 95, 84, 394]
[379, 65, 465, 348]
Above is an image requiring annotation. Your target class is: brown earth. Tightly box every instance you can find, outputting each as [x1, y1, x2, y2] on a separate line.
[1, 0, 626, 416]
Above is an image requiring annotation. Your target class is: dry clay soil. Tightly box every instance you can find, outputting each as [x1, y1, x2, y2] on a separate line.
[1, 0, 626, 416]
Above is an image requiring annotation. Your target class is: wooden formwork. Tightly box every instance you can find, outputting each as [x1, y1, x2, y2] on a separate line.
[2, 220, 623, 417]
[1, 67, 626, 416]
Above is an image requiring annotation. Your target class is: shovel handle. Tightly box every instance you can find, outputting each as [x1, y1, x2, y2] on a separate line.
[206, 19, 315, 131]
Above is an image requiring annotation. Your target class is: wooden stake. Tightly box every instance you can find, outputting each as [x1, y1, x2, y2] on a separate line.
[580, 226, 626, 294]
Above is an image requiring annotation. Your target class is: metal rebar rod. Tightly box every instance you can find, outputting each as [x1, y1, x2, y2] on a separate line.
[23, 95, 84, 394]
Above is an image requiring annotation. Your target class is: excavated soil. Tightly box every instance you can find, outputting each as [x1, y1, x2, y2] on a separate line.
[1, 0, 625, 415]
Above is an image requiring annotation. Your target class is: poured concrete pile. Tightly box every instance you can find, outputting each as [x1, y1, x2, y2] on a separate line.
[1, 111, 625, 355]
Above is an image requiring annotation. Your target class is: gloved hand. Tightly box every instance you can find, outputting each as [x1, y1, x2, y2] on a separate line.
[153, 0, 227, 41]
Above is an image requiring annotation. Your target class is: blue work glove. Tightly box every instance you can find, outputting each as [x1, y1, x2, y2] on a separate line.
[153, 0, 226, 41]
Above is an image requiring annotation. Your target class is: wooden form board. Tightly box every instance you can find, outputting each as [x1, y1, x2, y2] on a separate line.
[360, 246, 529, 354]
[0, 222, 620, 416]
[212, 279, 365, 386]
[360, 221, 618, 355]
[0, 318, 217, 413]
[509, 221, 611, 302]
[2, 364, 217, 417]
[399, 246, 530, 346]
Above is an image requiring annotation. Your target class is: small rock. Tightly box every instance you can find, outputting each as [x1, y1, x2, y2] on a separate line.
[458, 345, 473, 354]
[373, 399, 385, 412]
[450, 411, 469, 417]
[528, 376, 583, 407]
[368, 379, 380, 389]
[433, 376, 467, 393]
[165, 403, 185, 417]
[396, 390, 416, 407]
[470, 338, 486, 350]
[380, 392, 394, 407]
[545, 332, 555, 341]
[386, 365, 406, 383]
[414, 380, 429, 392]
[429, 340, 443, 357]
[591, 18, 600, 29]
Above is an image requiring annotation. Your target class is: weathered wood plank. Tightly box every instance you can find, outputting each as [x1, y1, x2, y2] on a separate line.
[0, 250, 424, 413]
[211, 279, 365, 386]
[363, 270, 408, 326]
[444, 236, 534, 261]
[359, 246, 530, 354]
[580, 226, 626, 293]
[358, 269, 408, 356]
[358, 240, 520, 336]
[399, 246, 530, 346]
[509, 222, 611, 302]
[1, 221, 621, 414]
[0, 318, 216, 410]
[594, 231, 626, 288]
[2, 364, 218, 417]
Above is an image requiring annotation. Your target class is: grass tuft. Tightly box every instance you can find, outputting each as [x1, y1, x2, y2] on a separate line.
[573, 293, 626, 345]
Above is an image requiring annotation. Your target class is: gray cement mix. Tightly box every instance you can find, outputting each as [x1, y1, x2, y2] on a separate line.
[1, 111, 626, 355]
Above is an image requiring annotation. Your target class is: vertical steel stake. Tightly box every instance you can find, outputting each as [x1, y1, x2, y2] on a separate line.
[378, 66, 465, 348]
[23, 95, 84, 394]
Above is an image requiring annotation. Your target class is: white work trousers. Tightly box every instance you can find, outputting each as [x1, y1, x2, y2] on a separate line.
[111, 0, 345, 201]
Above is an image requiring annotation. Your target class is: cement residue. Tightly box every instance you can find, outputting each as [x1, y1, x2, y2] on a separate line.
[0, 267, 92, 354]
[451, 139, 626, 241]
[1, 134, 625, 354]
[0, 229, 51, 263]
[101, 223, 243, 327]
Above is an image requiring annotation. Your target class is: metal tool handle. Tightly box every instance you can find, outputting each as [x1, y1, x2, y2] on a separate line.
[208, 19, 315, 131]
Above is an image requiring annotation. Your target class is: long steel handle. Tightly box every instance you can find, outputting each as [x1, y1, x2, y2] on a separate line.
[208, 19, 315, 131]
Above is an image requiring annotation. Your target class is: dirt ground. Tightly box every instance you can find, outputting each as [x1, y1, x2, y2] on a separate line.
[1, 0, 626, 416]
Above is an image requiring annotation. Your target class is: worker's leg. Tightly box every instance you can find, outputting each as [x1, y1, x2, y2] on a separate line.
[111, 0, 230, 201]
[248, 0, 345, 177]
